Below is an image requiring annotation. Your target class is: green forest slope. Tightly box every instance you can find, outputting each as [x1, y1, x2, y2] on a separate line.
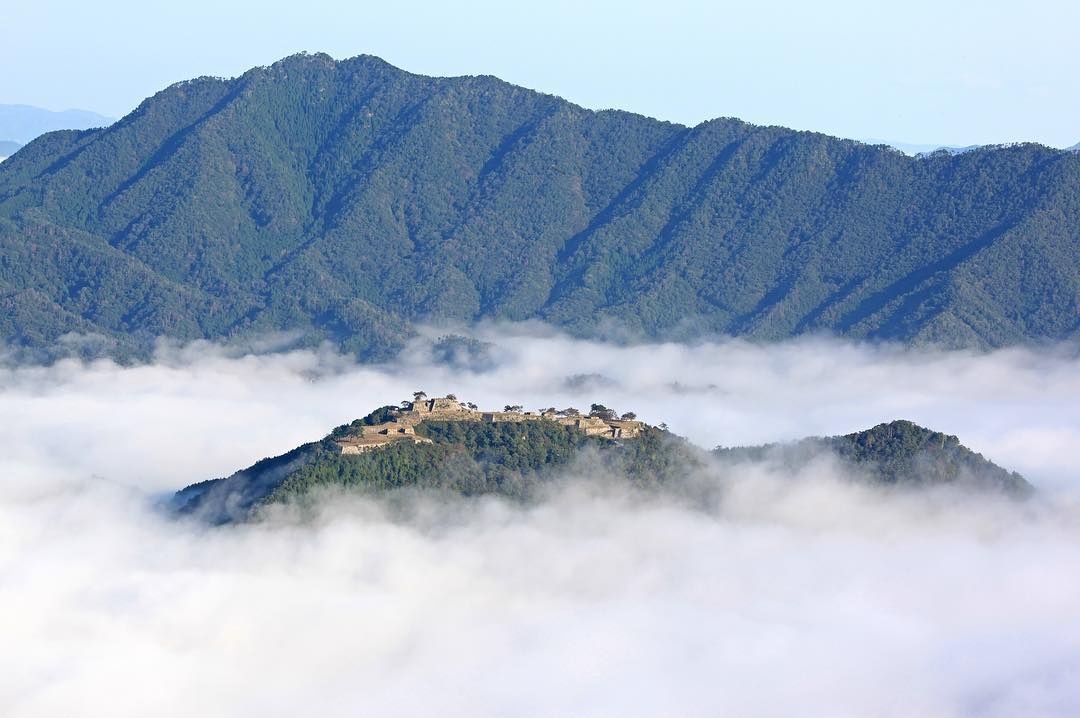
[3, 53, 1078, 359]
[714, 419, 1031, 494]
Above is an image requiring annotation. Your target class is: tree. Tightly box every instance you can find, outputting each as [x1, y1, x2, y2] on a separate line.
[413, 391, 427, 401]
[620, 412, 637, 421]
[446, 393, 457, 401]
[467, 402, 478, 410]
[589, 403, 616, 420]
[558, 407, 580, 417]
[504, 404, 523, 412]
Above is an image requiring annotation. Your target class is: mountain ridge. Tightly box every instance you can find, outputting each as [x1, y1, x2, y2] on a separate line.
[2, 52, 1078, 359]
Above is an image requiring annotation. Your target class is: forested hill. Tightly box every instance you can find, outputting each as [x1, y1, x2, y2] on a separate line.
[172, 409, 694, 523]
[2, 52, 1078, 359]
[173, 411, 1030, 525]
[715, 420, 1032, 495]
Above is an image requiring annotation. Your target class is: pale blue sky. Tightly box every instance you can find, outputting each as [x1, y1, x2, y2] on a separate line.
[4, 0, 1078, 147]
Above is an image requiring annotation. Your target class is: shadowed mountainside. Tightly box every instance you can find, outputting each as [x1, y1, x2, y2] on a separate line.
[2, 53, 1078, 359]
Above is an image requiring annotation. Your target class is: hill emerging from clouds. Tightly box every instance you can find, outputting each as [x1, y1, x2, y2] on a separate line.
[1, 52, 1078, 359]
[173, 394, 1031, 525]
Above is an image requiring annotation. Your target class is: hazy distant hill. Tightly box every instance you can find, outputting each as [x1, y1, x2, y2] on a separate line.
[1, 53, 1078, 359]
[861, 138, 982, 156]
[0, 104, 113, 145]
[0, 140, 19, 160]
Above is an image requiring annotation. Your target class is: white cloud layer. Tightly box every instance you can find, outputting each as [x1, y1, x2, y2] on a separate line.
[2, 328, 1079, 716]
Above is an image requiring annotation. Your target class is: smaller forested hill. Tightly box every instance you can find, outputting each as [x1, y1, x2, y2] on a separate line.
[715, 419, 1031, 495]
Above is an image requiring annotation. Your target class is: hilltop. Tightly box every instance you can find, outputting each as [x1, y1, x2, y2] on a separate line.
[172, 396, 1031, 524]
[332, 394, 645, 454]
[715, 420, 1031, 495]
[1, 52, 1078, 360]
[173, 394, 669, 523]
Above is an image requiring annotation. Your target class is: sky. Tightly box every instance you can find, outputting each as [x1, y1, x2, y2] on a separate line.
[2, 0, 1077, 148]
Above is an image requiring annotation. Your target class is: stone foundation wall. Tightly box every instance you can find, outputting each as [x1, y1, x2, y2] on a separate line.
[337, 396, 646, 455]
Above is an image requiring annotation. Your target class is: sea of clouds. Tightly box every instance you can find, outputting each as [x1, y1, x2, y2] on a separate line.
[2, 326, 1079, 717]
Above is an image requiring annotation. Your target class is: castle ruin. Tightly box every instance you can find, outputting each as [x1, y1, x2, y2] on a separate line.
[334, 395, 645, 454]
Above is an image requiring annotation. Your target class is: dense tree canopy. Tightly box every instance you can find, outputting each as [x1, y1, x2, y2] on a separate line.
[3, 52, 1076, 360]
[714, 420, 1031, 495]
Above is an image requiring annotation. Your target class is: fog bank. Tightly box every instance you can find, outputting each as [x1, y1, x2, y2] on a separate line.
[2, 329, 1079, 716]
[3, 328, 1078, 493]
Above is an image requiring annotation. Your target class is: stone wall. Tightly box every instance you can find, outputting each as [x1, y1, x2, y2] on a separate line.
[481, 411, 542, 423]
[336, 395, 646, 454]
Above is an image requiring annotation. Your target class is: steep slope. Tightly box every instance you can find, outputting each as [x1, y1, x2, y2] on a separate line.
[2, 53, 1078, 358]
[715, 420, 1031, 495]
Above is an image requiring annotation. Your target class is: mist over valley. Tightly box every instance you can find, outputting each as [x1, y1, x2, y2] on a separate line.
[3, 330, 1080, 715]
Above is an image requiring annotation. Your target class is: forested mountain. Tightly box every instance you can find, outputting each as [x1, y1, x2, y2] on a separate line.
[173, 409, 1029, 525]
[2, 53, 1078, 359]
[0, 140, 19, 159]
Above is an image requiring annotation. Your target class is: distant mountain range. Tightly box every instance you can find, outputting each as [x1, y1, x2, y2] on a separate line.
[864, 139, 1080, 156]
[173, 398, 1031, 524]
[1, 53, 1077, 359]
[861, 138, 983, 156]
[0, 103, 113, 145]
[0, 140, 19, 160]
